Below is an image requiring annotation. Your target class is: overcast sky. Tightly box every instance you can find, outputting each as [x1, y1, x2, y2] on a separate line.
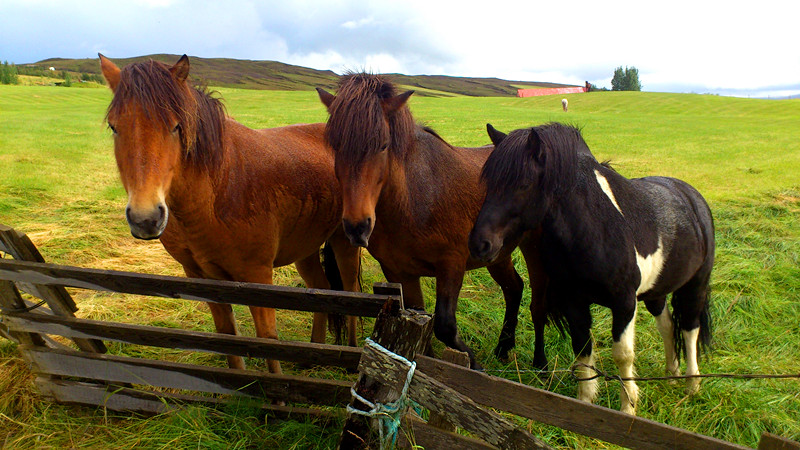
[1, 0, 798, 97]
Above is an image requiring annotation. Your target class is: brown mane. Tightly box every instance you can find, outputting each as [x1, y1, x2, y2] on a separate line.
[324, 72, 417, 166]
[106, 59, 226, 170]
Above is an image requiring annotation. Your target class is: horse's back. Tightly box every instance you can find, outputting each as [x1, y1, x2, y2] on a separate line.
[632, 176, 715, 296]
[176, 120, 341, 270]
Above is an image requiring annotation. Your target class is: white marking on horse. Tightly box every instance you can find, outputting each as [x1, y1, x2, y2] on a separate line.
[654, 302, 680, 376]
[612, 302, 639, 414]
[594, 170, 623, 215]
[635, 238, 665, 295]
[575, 353, 598, 403]
[683, 328, 701, 395]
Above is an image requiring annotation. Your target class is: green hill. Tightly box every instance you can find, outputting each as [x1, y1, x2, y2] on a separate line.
[32, 54, 576, 97]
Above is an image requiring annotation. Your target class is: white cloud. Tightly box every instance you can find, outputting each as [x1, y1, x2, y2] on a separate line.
[1, 0, 798, 96]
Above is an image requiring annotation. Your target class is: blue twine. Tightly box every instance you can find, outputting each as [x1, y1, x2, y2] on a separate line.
[346, 338, 418, 449]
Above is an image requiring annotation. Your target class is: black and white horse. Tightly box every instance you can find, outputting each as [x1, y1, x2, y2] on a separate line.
[469, 123, 714, 414]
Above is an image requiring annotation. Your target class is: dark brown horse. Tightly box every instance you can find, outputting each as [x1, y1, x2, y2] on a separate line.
[317, 73, 548, 369]
[100, 54, 362, 374]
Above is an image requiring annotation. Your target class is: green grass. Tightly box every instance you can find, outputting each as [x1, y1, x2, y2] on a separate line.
[0, 84, 799, 448]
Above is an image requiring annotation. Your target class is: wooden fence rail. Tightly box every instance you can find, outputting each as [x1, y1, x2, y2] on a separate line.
[2, 223, 798, 449]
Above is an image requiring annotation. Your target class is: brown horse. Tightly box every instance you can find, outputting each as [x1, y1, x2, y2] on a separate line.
[317, 73, 548, 369]
[100, 54, 361, 374]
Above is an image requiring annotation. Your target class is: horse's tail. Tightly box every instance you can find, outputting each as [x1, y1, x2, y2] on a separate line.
[546, 297, 570, 338]
[321, 241, 346, 345]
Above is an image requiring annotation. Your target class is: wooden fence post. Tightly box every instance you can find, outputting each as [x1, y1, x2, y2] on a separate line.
[340, 293, 433, 449]
[0, 224, 105, 353]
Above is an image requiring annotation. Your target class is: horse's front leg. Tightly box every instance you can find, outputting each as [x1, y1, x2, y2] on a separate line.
[519, 231, 549, 370]
[433, 266, 481, 369]
[611, 293, 639, 415]
[245, 267, 282, 375]
[486, 257, 523, 361]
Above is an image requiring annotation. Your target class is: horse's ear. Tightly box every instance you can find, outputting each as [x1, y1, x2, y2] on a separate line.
[486, 124, 507, 146]
[98, 53, 120, 91]
[383, 90, 414, 113]
[529, 128, 544, 162]
[170, 55, 190, 83]
[316, 87, 336, 109]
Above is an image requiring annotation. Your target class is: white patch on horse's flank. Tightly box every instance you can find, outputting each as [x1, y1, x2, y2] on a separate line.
[594, 170, 623, 215]
[635, 238, 665, 295]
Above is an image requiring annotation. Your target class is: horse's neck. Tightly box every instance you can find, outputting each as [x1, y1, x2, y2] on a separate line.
[378, 127, 485, 223]
[167, 119, 245, 217]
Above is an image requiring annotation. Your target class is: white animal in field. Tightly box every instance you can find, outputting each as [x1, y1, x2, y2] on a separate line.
[562, 98, 569, 112]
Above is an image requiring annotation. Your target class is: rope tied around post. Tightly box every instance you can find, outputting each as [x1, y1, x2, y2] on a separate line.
[346, 337, 418, 450]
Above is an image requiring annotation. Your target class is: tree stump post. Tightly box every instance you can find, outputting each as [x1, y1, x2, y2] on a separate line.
[339, 291, 433, 449]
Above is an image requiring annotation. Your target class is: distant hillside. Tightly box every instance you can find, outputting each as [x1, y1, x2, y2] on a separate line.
[33, 54, 576, 97]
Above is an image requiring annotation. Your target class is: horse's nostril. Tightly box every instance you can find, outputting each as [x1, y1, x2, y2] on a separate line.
[479, 240, 491, 255]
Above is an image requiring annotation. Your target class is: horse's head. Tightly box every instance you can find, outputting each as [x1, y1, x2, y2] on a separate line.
[469, 125, 549, 262]
[317, 73, 414, 247]
[100, 54, 198, 240]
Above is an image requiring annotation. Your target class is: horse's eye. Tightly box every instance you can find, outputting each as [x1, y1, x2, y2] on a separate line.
[172, 124, 181, 135]
[108, 124, 117, 135]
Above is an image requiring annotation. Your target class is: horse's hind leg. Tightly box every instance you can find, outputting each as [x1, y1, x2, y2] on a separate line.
[519, 232, 549, 370]
[644, 296, 680, 378]
[673, 273, 712, 396]
[294, 252, 333, 344]
[328, 230, 363, 346]
[486, 256, 524, 362]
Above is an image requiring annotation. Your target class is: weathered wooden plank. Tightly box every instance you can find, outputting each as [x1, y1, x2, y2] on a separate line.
[372, 282, 403, 309]
[427, 348, 470, 432]
[759, 432, 800, 450]
[360, 343, 551, 449]
[340, 302, 434, 449]
[0, 224, 78, 312]
[0, 280, 47, 346]
[4, 312, 362, 369]
[24, 346, 352, 406]
[0, 225, 106, 353]
[414, 355, 749, 450]
[35, 376, 339, 421]
[0, 258, 393, 317]
[400, 414, 496, 450]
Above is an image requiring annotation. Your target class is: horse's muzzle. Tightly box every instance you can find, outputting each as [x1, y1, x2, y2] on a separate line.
[343, 217, 372, 248]
[126, 204, 168, 240]
[468, 230, 501, 263]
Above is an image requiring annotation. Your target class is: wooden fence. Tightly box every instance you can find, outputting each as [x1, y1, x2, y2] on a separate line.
[1, 223, 797, 449]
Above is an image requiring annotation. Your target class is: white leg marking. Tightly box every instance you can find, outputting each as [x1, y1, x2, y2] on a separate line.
[594, 170, 623, 215]
[575, 353, 598, 404]
[683, 328, 701, 395]
[613, 303, 639, 415]
[654, 303, 680, 377]
[635, 238, 666, 295]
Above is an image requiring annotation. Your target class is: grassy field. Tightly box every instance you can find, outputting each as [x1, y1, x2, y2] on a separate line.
[0, 84, 798, 449]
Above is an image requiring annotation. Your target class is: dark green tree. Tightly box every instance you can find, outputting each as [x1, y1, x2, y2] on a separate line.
[611, 66, 626, 91]
[63, 72, 72, 87]
[624, 66, 642, 91]
[611, 66, 642, 91]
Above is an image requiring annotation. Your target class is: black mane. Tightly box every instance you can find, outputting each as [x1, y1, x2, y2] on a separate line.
[481, 123, 587, 198]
